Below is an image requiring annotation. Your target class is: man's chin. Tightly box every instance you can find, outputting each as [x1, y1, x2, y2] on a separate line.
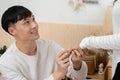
[36, 35, 40, 40]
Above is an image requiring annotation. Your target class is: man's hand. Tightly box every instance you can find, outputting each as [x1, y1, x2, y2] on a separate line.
[53, 50, 71, 80]
[71, 46, 87, 70]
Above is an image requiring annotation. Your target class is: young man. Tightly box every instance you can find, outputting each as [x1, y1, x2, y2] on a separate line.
[0, 5, 87, 80]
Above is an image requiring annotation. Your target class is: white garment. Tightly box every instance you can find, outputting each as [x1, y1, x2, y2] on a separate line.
[112, 0, 120, 34]
[80, 1, 120, 77]
[112, 0, 120, 77]
[0, 39, 87, 80]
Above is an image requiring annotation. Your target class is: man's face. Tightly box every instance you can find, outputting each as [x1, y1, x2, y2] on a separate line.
[9, 16, 40, 41]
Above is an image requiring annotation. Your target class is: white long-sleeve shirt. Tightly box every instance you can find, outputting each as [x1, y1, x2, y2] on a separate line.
[0, 39, 87, 80]
[112, 0, 120, 34]
[80, 1, 120, 77]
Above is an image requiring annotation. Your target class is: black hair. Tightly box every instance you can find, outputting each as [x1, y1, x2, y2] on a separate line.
[1, 5, 32, 33]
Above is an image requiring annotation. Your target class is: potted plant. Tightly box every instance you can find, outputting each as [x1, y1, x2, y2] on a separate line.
[0, 45, 7, 56]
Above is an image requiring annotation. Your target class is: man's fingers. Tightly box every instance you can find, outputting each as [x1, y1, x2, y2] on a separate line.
[82, 48, 88, 55]
[62, 58, 69, 64]
[57, 50, 72, 62]
[67, 48, 73, 53]
[73, 50, 80, 57]
[57, 50, 68, 58]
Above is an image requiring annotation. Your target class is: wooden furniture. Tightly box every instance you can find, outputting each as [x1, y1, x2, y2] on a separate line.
[87, 59, 112, 80]
[87, 72, 104, 80]
[105, 59, 112, 80]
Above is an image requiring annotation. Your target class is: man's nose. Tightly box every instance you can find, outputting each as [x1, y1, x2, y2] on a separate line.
[31, 21, 38, 28]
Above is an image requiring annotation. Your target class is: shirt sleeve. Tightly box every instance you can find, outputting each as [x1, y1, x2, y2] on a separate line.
[0, 53, 30, 80]
[0, 62, 28, 80]
[44, 74, 54, 80]
[67, 61, 88, 80]
[80, 33, 120, 50]
[44, 63, 88, 80]
[49, 40, 88, 80]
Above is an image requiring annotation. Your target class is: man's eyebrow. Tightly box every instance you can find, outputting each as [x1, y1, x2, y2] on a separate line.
[23, 16, 34, 21]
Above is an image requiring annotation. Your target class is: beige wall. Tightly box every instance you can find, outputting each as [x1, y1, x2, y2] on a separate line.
[0, 6, 113, 49]
[0, 22, 112, 49]
[39, 23, 111, 49]
[0, 25, 14, 48]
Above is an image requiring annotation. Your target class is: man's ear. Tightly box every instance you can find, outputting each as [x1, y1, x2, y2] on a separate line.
[8, 26, 15, 36]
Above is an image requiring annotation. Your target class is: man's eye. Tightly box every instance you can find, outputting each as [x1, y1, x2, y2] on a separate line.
[26, 21, 30, 23]
[24, 21, 30, 24]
